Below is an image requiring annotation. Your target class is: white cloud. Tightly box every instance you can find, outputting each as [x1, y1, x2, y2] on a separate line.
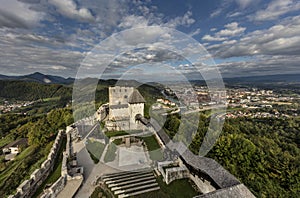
[118, 15, 148, 28]
[216, 22, 246, 37]
[202, 22, 245, 42]
[202, 35, 227, 42]
[189, 28, 201, 37]
[217, 55, 300, 77]
[166, 11, 195, 28]
[234, 0, 260, 9]
[251, 0, 300, 21]
[0, 29, 84, 77]
[227, 12, 242, 18]
[48, 0, 94, 22]
[210, 9, 222, 18]
[210, 15, 300, 58]
[0, 0, 44, 28]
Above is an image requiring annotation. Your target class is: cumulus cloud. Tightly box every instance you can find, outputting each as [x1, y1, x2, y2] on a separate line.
[166, 11, 195, 28]
[118, 15, 148, 28]
[0, 29, 84, 77]
[0, 0, 44, 28]
[202, 22, 245, 42]
[48, 0, 94, 22]
[251, 0, 300, 21]
[216, 22, 246, 37]
[202, 34, 227, 42]
[213, 15, 300, 58]
[217, 55, 300, 77]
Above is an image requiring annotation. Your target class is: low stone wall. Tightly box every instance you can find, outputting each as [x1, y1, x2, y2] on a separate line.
[40, 128, 83, 198]
[8, 130, 65, 198]
[157, 161, 189, 185]
[40, 176, 66, 198]
[189, 173, 216, 194]
[165, 166, 190, 184]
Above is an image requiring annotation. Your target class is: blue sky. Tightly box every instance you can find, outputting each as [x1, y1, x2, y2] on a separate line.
[0, 0, 299, 79]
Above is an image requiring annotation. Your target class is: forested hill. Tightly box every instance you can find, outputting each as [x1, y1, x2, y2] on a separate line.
[0, 80, 72, 101]
[0, 79, 162, 103]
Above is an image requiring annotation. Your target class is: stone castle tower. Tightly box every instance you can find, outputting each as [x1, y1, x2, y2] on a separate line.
[107, 86, 145, 130]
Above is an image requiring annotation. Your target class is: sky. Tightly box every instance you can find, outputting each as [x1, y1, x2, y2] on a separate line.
[0, 0, 300, 80]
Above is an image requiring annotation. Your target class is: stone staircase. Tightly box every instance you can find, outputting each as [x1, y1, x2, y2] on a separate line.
[102, 170, 160, 198]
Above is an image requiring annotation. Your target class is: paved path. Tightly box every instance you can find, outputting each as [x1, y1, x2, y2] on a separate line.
[57, 178, 83, 198]
[74, 141, 120, 198]
[83, 123, 99, 141]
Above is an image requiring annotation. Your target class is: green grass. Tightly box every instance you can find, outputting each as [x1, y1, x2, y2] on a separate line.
[134, 176, 200, 198]
[0, 146, 35, 182]
[86, 139, 105, 163]
[142, 135, 161, 151]
[142, 135, 163, 161]
[0, 135, 14, 149]
[104, 144, 117, 163]
[112, 138, 123, 145]
[105, 130, 128, 138]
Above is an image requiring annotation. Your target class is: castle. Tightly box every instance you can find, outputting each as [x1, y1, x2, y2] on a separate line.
[105, 86, 145, 131]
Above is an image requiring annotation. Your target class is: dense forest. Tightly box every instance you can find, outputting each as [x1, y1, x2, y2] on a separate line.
[0, 108, 73, 197]
[0, 80, 72, 101]
[164, 111, 300, 197]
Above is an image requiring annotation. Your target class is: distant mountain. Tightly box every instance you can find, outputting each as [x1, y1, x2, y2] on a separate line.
[0, 72, 74, 84]
[1, 72, 300, 86]
[223, 73, 300, 83]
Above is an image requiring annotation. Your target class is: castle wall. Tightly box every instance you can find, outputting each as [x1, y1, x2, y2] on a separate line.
[8, 130, 65, 198]
[40, 129, 83, 198]
[129, 103, 144, 123]
[109, 106, 129, 120]
[109, 86, 134, 105]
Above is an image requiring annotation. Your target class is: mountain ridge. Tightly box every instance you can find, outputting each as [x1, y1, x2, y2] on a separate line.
[0, 72, 300, 84]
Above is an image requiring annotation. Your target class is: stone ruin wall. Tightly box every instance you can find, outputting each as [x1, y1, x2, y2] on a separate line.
[8, 130, 65, 198]
[40, 127, 83, 198]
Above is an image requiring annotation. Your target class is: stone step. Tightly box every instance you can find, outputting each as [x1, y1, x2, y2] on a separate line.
[102, 169, 150, 179]
[114, 183, 159, 195]
[108, 176, 155, 188]
[118, 186, 160, 198]
[111, 179, 157, 191]
[105, 173, 153, 184]
[103, 171, 151, 181]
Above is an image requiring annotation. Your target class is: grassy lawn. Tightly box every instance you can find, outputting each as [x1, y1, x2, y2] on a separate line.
[86, 139, 105, 163]
[105, 130, 128, 138]
[113, 138, 123, 145]
[0, 146, 35, 182]
[142, 135, 161, 151]
[142, 135, 163, 161]
[134, 176, 200, 198]
[104, 144, 117, 163]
